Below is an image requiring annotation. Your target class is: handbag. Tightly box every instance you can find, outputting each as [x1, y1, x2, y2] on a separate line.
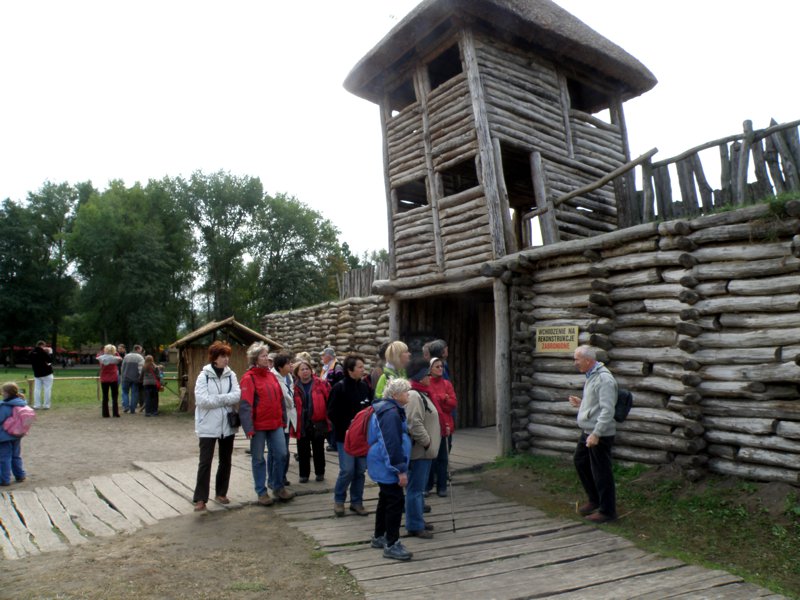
[227, 410, 241, 429]
[150, 367, 164, 392]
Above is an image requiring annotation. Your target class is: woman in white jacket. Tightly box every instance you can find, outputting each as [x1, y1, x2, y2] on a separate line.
[192, 341, 241, 511]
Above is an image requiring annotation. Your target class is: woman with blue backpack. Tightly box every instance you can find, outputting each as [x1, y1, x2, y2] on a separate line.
[367, 377, 413, 561]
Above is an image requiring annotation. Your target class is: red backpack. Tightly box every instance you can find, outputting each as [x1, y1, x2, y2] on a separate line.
[343, 406, 374, 457]
[3, 405, 36, 437]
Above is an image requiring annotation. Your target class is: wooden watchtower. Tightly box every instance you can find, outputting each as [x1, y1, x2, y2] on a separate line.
[345, 0, 656, 433]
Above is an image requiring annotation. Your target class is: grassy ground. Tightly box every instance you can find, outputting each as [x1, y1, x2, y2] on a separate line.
[478, 454, 800, 599]
[0, 365, 184, 413]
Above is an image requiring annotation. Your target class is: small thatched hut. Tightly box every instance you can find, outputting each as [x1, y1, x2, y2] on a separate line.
[170, 317, 283, 411]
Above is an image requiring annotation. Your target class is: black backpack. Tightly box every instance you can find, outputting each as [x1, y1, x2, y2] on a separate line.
[614, 388, 633, 423]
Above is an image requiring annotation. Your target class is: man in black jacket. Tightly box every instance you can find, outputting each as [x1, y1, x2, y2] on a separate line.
[328, 354, 371, 517]
[29, 341, 54, 410]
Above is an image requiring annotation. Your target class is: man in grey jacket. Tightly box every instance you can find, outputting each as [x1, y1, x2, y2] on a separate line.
[120, 345, 145, 414]
[568, 345, 618, 523]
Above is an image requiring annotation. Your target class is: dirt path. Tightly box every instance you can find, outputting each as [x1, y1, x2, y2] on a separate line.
[17, 405, 199, 489]
[3, 406, 362, 599]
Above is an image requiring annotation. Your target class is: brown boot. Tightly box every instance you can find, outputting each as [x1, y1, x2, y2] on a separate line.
[349, 504, 368, 516]
[274, 487, 295, 502]
[577, 502, 598, 516]
[334, 502, 345, 517]
[257, 494, 274, 507]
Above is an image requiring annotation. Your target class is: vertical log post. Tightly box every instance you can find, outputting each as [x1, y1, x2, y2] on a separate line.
[494, 279, 512, 456]
[491, 137, 519, 254]
[380, 102, 398, 279]
[461, 28, 507, 260]
[719, 142, 732, 206]
[413, 66, 445, 270]
[733, 120, 753, 204]
[690, 153, 714, 211]
[557, 71, 575, 159]
[530, 151, 560, 244]
[388, 297, 400, 341]
[641, 158, 655, 221]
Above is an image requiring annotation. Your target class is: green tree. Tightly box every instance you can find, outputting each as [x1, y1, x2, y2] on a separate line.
[172, 171, 262, 322]
[67, 180, 195, 348]
[26, 181, 84, 348]
[0, 199, 53, 351]
[250, 193, 344, 316]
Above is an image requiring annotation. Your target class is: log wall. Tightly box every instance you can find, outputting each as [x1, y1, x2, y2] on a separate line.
[494, 202, 800, 485]
[261, 295, 389, 369]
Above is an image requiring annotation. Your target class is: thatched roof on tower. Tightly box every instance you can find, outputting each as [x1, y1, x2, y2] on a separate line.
[344, 0, 657, 104]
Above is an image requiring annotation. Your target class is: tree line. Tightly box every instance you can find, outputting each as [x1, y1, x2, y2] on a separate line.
[0, 170, 386, 353]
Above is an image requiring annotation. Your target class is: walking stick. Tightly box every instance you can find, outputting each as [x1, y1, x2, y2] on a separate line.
[444, 435, 456, 533]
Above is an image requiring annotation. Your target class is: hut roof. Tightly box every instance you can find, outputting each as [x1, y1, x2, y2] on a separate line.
[344, 0, 657, 104]
[170, 316, 283, 350]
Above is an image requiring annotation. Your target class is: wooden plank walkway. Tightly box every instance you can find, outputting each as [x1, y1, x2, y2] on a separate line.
[0, 426, 786, 599]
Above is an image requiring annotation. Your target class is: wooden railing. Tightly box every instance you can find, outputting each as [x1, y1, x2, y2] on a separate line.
[630, 118, 800, 224]
[533, 118, 800, 236]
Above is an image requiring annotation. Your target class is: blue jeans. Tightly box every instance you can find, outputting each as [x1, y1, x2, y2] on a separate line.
[405, 458, 432, 532]
[250, 429, 287, 496]
[121, 380, 138, 412]
[0, 439, 25, 484]
[334, 445, 366, 505]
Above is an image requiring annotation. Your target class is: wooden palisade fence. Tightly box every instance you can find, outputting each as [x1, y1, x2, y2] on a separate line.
[528, 117, 800, 240]
[337, 262, 389, 300]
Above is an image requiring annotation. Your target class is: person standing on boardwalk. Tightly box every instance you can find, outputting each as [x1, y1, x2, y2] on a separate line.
[367, 378, 413, 561]
[404, 357, 440, 539]
[292, 358, 330, 483]
[374, 341, 411, 400]
[120, 345, 144, 414]
[96, 345, 123, 418]
[321, 347, 344, 451]
[192, 341, 241, 511]
[29, 341, 54, 410]
[426, 357, 457, 497]
[240, 342, 295, 506]
[270, 353, 296, 488]
[328, 354, 371, 518]
[568, 344, 618, 524]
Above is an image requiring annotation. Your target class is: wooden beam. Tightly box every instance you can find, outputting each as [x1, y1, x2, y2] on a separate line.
[460, 28, 507, 259]
[491, 137, 519, 253]
[494, 279, 512, 456]
[553, 147, 658, 209]
[530, 151, 560, 244]
[380, 100, 398, 279]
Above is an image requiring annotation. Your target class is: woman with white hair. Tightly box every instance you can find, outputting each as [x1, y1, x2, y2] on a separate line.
[367, 377, 413, 561]
[240, 342, 295, 506]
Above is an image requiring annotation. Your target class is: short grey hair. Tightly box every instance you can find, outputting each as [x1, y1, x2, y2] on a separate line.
[247, 341, 270, 366]
[383, 377, 411, 400]
[574, 345, 597, 360]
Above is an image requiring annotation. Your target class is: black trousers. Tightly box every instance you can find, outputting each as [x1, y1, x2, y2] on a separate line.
[374, 483, 405, 545]
[297, 431, 326, 478]
[574, 432, 616, 517]
[101, 382, 119, 417]
[143, 385, 159, 415]
[193, 435, 235, 503]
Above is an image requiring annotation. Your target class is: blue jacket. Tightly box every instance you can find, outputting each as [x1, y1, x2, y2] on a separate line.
[0, 397, 28, 442]
[366, 399, 411, 484]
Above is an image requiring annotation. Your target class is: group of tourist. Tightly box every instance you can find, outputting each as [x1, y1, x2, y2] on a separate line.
[95, 344, 164, 418]
[190, 337, 459, 561]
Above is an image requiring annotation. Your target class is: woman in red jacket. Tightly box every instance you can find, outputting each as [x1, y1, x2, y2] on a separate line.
[426, 357, 457, 497]
[293, 358, 330, 483]
[240, 342, 295, 505]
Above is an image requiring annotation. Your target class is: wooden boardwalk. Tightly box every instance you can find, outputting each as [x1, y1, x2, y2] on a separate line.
[0, 426, 786, 599]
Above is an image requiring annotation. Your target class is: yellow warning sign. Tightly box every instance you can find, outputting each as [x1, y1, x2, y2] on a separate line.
[534, 326, 579, 353]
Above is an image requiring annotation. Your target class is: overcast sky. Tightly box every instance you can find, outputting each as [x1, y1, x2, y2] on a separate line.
[1, 1, 797, 255]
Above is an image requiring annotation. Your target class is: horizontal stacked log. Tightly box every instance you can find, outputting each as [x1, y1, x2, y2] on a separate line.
[261, 295, 389, 371]
[438, 186, 494, 270]
[393, 205, 438, 278]
[496, 202, 800, 484]
[386, 103, 425, 187]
